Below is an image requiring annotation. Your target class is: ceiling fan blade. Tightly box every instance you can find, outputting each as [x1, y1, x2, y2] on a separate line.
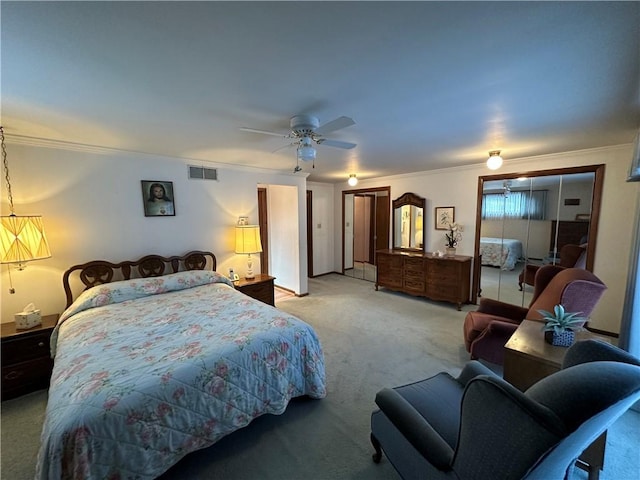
[317, 138, 357, 149]
[315, 116, 355, 135]
[240, 127, 289, 138]
[272, 142, 297, 153]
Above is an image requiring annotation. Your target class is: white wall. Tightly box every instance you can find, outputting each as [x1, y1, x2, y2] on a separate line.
[330, 144, 638, 333]
[306, 182, 335, 276]
[0, 140, 307, 321]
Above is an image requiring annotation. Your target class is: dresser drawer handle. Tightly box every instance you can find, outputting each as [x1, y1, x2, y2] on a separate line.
[38, 341, 45, 347]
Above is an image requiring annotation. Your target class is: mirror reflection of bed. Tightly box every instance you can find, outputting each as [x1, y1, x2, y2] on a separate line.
[475, 166, 603, 307]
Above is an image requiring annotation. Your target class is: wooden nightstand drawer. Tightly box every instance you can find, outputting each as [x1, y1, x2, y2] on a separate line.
[1, 331, 51, 364]
[2, 357, 54, 398]
[235, 274, 275, 306]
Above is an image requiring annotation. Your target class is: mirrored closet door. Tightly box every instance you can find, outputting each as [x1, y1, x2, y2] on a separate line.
[473, 165, 604, 306]
[342, 187, 390, 282]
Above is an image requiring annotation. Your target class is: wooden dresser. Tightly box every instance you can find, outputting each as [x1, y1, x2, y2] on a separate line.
[376, 249, 472, 310]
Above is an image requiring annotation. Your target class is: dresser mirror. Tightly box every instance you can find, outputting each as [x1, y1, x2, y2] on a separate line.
[472, 164, 604, 306]
[392, 192, 426, 251]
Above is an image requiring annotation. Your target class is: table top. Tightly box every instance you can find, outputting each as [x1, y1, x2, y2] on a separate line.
[504, 319, 616, 369]
[1, 314, 60, 339]
[233, 274, 275, 288]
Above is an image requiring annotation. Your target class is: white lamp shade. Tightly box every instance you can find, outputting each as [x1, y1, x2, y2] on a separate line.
[0, 215, 52, 264]
[348, 174, 358, 186]
[297, 145, 316, 161]
[235, 225, 263, 254]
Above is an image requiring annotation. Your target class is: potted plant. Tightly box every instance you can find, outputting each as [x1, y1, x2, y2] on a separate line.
[444, 223, 463, 256]
[538, 304, 586, 347]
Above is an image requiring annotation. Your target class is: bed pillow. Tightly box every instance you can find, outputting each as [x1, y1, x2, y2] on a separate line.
[61, 270, 234, 323]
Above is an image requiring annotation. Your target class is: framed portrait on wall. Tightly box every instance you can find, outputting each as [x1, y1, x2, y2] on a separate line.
[141, 180, 175, 217]
[435, 206, 454, 230]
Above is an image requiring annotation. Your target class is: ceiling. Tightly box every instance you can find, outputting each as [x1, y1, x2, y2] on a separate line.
[2, 1, 639, 183]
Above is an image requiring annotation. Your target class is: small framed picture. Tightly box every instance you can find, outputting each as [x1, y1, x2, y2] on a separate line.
[141, 180, 175, 217]
[435, 206, 455, 230]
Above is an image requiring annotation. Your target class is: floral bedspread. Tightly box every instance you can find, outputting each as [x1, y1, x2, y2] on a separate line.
[480, 237, 523, 270]
[36, 271, 326, 480]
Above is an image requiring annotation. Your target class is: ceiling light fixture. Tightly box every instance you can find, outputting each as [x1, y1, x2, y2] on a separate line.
[0, 126, 52, 293]
[348, 174, 358, 187]
[297, 136, 316, 162]
[487, 150, 503, 170]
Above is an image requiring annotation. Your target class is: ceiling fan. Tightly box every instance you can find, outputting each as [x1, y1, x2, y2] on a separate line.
[240, 115, 356, 169]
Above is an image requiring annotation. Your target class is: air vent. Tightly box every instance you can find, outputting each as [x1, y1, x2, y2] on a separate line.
[188, 165, 218, 181]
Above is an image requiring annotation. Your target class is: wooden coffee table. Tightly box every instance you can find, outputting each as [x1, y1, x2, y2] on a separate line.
[504, 319, 616, 480]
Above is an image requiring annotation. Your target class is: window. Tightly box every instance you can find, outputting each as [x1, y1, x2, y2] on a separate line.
[482, 190, 547, 220]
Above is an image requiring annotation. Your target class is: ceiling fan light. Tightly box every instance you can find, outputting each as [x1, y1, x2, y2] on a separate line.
[348, 174, 358, 186]
[487, 150, 503, 170]
[297, 145, 316, 161]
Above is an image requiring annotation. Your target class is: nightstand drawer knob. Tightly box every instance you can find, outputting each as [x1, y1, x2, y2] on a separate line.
[38, 341, 45, 347]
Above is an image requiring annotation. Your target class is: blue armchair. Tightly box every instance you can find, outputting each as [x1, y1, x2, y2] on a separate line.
[370, 340, 640, 479]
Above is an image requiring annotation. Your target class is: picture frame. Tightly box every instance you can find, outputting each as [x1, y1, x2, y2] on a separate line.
[627, 129, 640, 182]
[141, 180, 176, 217]
[435, 206, 455, 230]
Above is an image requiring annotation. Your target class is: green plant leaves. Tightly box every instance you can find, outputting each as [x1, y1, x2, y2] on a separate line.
[538, 304, 586, 332]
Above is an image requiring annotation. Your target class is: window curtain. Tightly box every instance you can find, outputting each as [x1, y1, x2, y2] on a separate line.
[482, 190, 547, 220]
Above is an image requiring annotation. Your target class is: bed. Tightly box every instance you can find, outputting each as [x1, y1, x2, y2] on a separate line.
[479, 237, 523, 270]
[36, 251, 326, 480]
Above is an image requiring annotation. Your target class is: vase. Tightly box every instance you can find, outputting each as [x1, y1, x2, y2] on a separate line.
[544, 330, 575, 347]
[445, 247, 456, 257]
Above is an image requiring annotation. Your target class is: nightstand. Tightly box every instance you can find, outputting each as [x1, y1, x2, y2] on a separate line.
[1, 314, 59, 401]
[234, 274, 275, 306]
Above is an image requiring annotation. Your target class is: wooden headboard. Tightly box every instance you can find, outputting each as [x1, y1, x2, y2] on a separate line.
[63, 250, 217, 308]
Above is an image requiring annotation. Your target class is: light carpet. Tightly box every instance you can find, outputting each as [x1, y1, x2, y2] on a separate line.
[1, 274, 638, 479]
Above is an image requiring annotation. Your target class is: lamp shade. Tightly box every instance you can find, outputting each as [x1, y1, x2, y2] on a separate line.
[235, 225, 263, 254]
[0, 214, 51, 265]
[297, 145, 316, 161]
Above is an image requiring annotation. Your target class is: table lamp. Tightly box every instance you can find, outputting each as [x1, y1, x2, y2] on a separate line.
[235, 225, 262, 280]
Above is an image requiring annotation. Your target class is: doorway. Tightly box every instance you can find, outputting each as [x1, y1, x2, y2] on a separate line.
[258, 187, 269, 274]
[342, 187, 390, 282]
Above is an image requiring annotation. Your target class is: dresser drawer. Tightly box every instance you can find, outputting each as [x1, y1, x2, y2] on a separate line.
[426, 272, 458, 287]
[428, 283, 463, 302]
[377, 254, 403, 269]
[403, 257, 424, 273]
[1, 331, 51, 364]
[403, 278, 425, 294]
[378, 273, 403, 288]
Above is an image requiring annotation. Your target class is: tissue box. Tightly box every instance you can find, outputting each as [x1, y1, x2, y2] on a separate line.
[15, 310, 42, 330]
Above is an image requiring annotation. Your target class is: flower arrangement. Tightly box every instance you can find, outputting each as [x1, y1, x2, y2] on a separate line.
[445, 223, 463, 248]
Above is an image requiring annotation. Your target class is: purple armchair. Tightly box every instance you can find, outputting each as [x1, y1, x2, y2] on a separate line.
[463, 265, 606, 365]
[518, 244, 586, 290]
